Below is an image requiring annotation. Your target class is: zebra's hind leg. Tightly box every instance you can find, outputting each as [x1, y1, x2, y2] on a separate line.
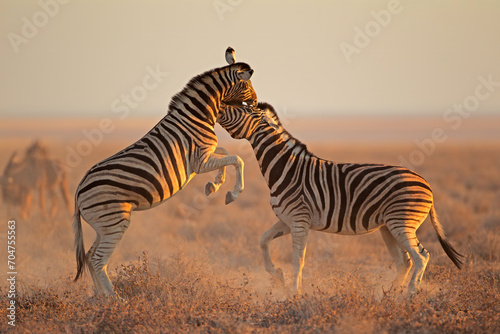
[86, 234, 105, 294]
[88, 212, 131, 298]
[379, 226, 412, 291]
[260, 220, 290, 286]
[387, 222, 430, 296]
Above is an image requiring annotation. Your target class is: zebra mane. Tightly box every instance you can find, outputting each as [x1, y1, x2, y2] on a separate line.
[167, 62, 253, 115]
[257, 102, 282, 127]
[257, 102, 315, 158]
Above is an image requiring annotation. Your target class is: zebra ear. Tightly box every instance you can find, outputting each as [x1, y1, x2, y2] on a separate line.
[225, 46, 236, 64]
[237, 69, 254, 81]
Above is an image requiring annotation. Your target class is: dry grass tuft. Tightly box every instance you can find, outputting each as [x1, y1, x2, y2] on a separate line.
[2, 254, 499, 333]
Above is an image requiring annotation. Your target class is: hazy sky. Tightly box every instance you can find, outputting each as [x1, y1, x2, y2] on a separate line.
[1, 0, 499, 118]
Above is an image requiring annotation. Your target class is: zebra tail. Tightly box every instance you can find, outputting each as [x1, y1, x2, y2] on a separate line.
[429, 205, 464, 269]
[73, 201, 86, 281]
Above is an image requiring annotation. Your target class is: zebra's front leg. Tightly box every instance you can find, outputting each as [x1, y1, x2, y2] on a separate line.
[260, 220, 290, 286]
[39, 183, 48, 219]
[21, 191, 33, 219]
[290, 222, 310, 295]
[197, 153, 244, 205]
[205, 147, 228, 196]
[48, 188, 58, 218]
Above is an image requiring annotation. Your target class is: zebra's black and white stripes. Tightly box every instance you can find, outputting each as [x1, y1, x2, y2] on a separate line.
[215, 102, 464, 295]
[74, 57, 257, 297]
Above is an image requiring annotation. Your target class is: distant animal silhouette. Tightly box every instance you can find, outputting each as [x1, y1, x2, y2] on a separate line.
[1, 141, 71, 219]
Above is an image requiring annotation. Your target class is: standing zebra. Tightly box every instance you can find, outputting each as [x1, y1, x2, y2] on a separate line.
[215, 102, 464, 295]
[213, 48, 463, 295]
[74, 56, 257, 297]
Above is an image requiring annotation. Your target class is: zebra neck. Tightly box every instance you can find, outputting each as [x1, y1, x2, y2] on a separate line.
[165, 107, 217, 134]
[167, 102, 219, 129]
[249, 127, 308, 186]
[167, 80, 222, 128]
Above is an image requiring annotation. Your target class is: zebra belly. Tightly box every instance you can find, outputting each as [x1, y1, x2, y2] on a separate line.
[317, 220, 385, 235]
[135, 171, 196, 211]
[309, 209, 385, 235]
[77, 155, 193, 218]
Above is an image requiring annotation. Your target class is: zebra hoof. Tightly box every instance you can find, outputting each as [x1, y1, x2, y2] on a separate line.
[405, 288, 418, 298]
[277, 268, 285, 284]
[205, 182, 217, 196]
[225, 191, 236, 205]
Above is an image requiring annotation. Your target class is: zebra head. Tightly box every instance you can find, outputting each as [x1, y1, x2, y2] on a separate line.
[218, 102, 283, 139]
[221, 46, 257, 108]
[258, 102, 283, 132]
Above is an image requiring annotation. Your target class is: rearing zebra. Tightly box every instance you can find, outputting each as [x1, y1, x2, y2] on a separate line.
[216, 102, 464, 295]
[74, 55, 257, 297]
